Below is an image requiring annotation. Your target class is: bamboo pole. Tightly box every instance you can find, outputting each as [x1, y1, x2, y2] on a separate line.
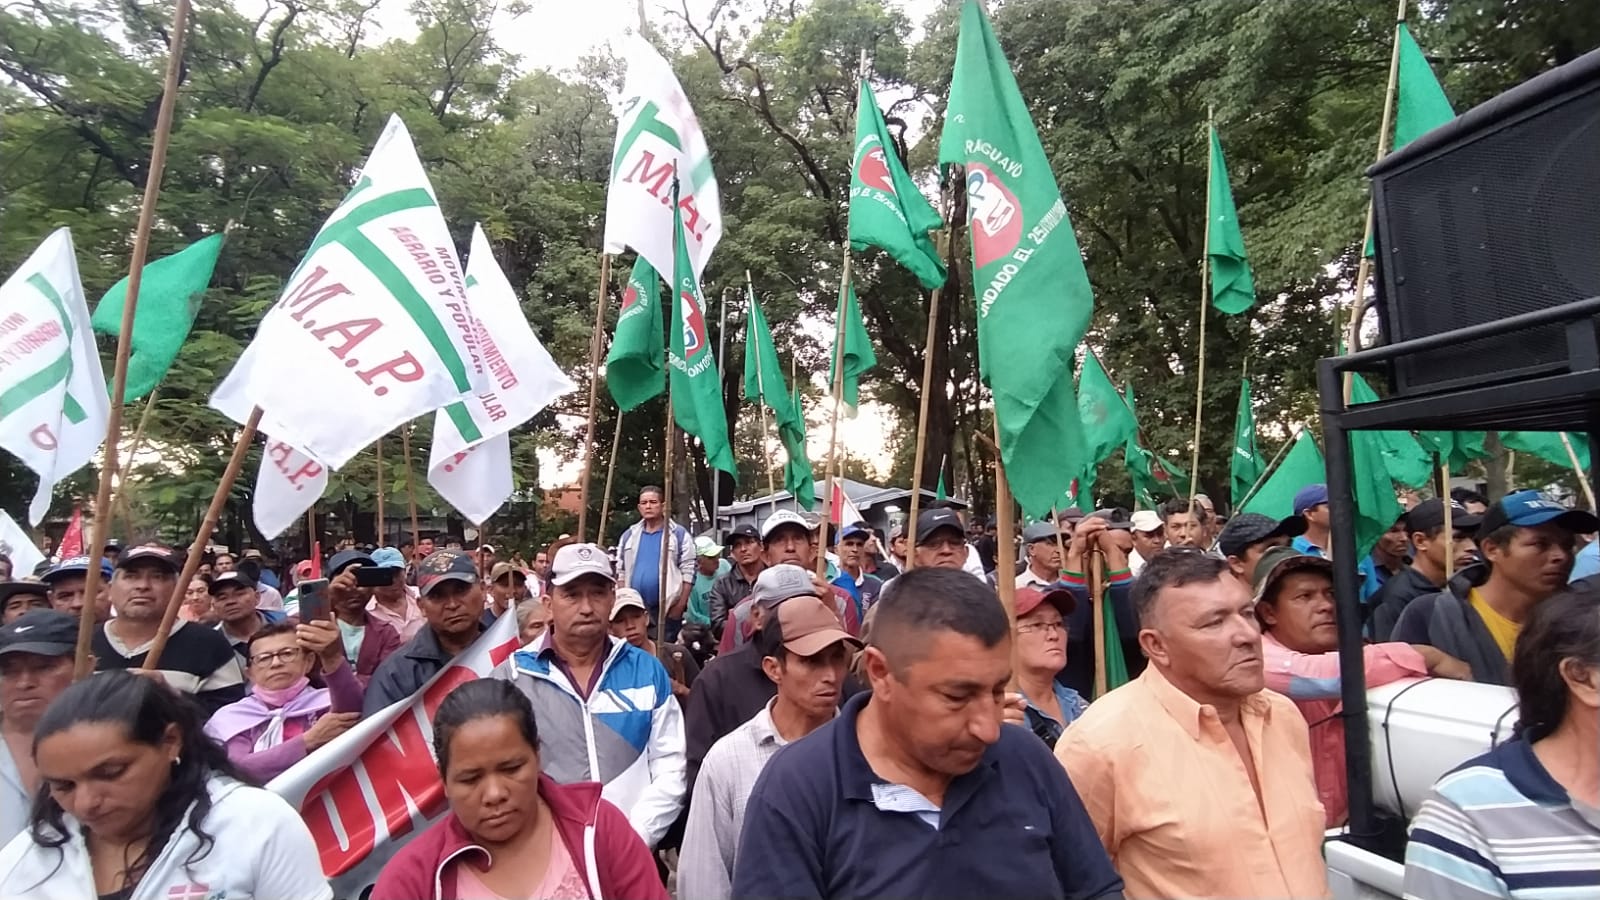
[1341, 0, 1412, 403]
[745, 272, 781, 509]
[659, 381, 675, 649]
[110, 387, 161, 533]
[1090, 548, 1108, 699]
[74, 0, 194, 680]
[1560, 433, 1597, 511]
[141, 407, 262, 672]
[1188, 112, 1214, 515]
[819, 262, 850, 583]
[597, 415, 625, 544]
[1442, 461, 1455, 582]
[992, 419, 1019, 695]
[375, 434, 385, 544]
[907, 185, 956, 573]
[401, 426, 421, 563]
[577, 253, 613, 542]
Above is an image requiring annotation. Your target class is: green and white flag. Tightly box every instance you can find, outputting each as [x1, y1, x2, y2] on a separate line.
[604, 37, 721, 279]
[669, 181, 736, 478]
[607, 257, 666, 412]
[428, 225, 577, 524]
[0, 228, 110, 524]
[212, 115, 482, 470]
[938, 0, 1093, 516]
[91, 234, 222, 402]
[849, 79, 946, 290]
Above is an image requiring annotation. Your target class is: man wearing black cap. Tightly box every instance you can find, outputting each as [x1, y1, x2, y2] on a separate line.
[102, 539, 122, 567]
[325, 548, 403, 687]
[708, 522, 765, 640]
[0, 609, 79, 845]
[212, 569, 288, 663]
[364, 548, 488, 714]
[92, 546, 245, 715]
[41, 556, 113, 624]
[913, 507, 969, 570]
[1371, 498, 1482, 641]
[1218, 512, 1307, 585]
[1394, 490, 1596, 683]
[0, 582, 51, 625]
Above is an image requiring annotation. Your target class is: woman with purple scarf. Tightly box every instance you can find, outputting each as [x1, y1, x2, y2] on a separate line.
[204, 618, 363, 781]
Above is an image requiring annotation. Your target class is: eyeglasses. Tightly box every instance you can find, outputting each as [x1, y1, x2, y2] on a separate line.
[249, 648, 306, 666]
[1016, 621, 1065, 636]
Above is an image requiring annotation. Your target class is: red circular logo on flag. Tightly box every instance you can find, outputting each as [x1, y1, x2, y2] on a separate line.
[620, 283, 640, 312]
[965, 164, 1024, 270]
[858, 144, 896, 195]
[680, 291, 708, 356]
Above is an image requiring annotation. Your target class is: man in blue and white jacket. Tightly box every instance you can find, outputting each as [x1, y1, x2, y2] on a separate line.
[496, 542, 687, 848]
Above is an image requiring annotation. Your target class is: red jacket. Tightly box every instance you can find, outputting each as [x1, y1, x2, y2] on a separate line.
[371, 774, 668, 900]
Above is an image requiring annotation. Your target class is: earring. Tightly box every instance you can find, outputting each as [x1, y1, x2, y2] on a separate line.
[173, 756, 181, 766]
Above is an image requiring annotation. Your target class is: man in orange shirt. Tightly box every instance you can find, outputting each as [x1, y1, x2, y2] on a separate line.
[1056, 550, 1329, 899]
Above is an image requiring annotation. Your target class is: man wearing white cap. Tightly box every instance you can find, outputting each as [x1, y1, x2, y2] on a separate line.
[497, 542, 687, 848]
[717, 510, 860, 655]
[1128, 510, 1165, 575]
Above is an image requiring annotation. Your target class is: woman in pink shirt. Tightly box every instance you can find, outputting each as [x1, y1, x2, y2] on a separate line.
[1252, 546, 1469, 825]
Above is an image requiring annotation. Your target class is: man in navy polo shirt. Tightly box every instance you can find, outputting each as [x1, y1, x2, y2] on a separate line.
[731, 567, 1123, 900]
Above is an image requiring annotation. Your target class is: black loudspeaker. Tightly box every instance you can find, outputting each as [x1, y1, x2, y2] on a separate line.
[1370, 46, 1600, 397]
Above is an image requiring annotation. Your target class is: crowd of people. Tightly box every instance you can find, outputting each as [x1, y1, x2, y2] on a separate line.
[0, 478, 1596, 898]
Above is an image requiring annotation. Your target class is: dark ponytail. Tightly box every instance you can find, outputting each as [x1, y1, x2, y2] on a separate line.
[1511, 585, 1600, 741]
[433, 679, 540, 775]
[28, 671, 250, 878]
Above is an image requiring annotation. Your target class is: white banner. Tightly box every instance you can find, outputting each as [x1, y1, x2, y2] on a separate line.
[0, 228, 110, 524]
[211, 115, 479, 470]
[251, 436, 330, 540]
[603, 37, 722, 279]
[268, 613, 521, 898]
[427, 225, 574, 523]
[0, 509, 46, 577]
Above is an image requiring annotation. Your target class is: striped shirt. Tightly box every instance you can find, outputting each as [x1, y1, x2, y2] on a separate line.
[1404, 737, 1600, 899]
[93, 619, 246, 717]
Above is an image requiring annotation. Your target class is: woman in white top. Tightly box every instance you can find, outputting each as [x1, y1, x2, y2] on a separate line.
[0, 669, 332, 900]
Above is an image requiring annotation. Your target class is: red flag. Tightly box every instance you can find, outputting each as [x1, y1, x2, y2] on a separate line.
[828, 482, 864, 526]
[310, 541, 322, 579]
[58, 505, 84, 559]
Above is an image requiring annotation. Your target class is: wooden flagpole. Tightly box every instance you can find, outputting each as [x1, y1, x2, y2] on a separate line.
[597, 415, 625, 544]
[991, 420, 1020, 696]
[1442, 459, 1455, 582]
[1090, 548, 1108, 698]
[745, 272, 781, 508]
[401, 425, 421, 562]
[375, 434, 385, 544]
[1187, 109, 1214, 516]
[305, 506, 318, 567]
[1560, 433, 1598, 511]
[142, 407, 262, 672]
[907, 182, 956, 574]
[577, 253, 613, 542]
[1342, 0, 1412, 401]
[110, 387, 161, 534]
[74, 0, 194, 680]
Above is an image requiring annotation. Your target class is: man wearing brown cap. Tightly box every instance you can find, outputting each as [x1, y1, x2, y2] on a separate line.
[486, 561, 527, 622]
[679, 587, 862, 900]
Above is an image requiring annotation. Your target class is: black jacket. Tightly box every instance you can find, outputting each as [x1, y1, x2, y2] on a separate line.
[362, 623, 482, 716]
[1370, 565, 1444, 641]
[707, 565, 762, 638]
[1391, 564, 1509, 685]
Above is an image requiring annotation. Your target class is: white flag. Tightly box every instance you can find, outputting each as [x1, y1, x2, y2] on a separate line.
[211, 115, 479, 470]
[427, 225, 575, 523]
[0, 228, 110, 524]
[0, 510, 46, 578]
[252, 436, 330, 540]
[603, 37, 722, 279]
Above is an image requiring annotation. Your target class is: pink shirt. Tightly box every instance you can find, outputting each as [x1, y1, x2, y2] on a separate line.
[1260, 631, 1427, 826]
[450, 827, 590, 900]
[367, 588, 425, 642]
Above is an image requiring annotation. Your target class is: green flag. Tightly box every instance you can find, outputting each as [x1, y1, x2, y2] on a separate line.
[939, 0, 1093, 516]
[1366, 24, 1455, 256]
[1124, 381, 1189, 507]
[605, 257, 665, 411]
[1350, 374, 1435, 488]
[91, 234, 222, 402]
[1231, 378, 1265, 507]
[1241, 431, 1326, 520]
[669, 181, 736, 478]
[1206, 127, 1254, 315]
[741, 285, 794, 423]
[1351, 427, 1405, 560]
[780, 384, 816, 509]
[1500, 431, 1591, 471]
[936, 469, 948, 503]
[1417, 430, 1489, 472]
[849, 80, 946, 290]
[827, 283, 876, 410]
[1078, 353, 1136, 466]
[1099, 594, 1130, 696]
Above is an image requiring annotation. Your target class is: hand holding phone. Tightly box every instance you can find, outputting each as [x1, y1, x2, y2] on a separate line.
[297, 578, 330, 622]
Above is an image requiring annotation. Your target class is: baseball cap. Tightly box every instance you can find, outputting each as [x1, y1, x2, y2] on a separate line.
[1057, 506, 1085, 525]
[116, 546, 179, 574]
[0, 609, 78, 658]
[748, 564, 817, 610]
[1218, 513, 1308, 559]
[417, 549, 479, 597]
[103, 539, 121, 551]
[760, 509, 817, 542]
[370, 546, 406, 569]
[1015, 585, 1076, 618]
[0, 581, 50, 605]
[293, 560, 315, 580]
[1250, 546, 1333, 602]
[772, 595, 862, 657]
[242, 548, 264, 560]
[42, 555, 113, 584]
[1478, 490, 1600, 538]
[1292, 484, 1330, 516]
[549, 543, 615, 587]
[208, 570, 257, 595]
[1088, 507, 1134, 529]
[1021, 521, 1058, 544]
[695, 535, 724, 557]
[837, 522, 871, 543]
[915, 508, 965, 545]
[727, 523, 760, 544]
[491, 562, 528, 584]
[1130, 510, 1163, 533]
[1404, 498, 1483, 535]
[328, 549, 375, 576]
[610, 588, 647, 619]
[477, 544, 497, 554]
